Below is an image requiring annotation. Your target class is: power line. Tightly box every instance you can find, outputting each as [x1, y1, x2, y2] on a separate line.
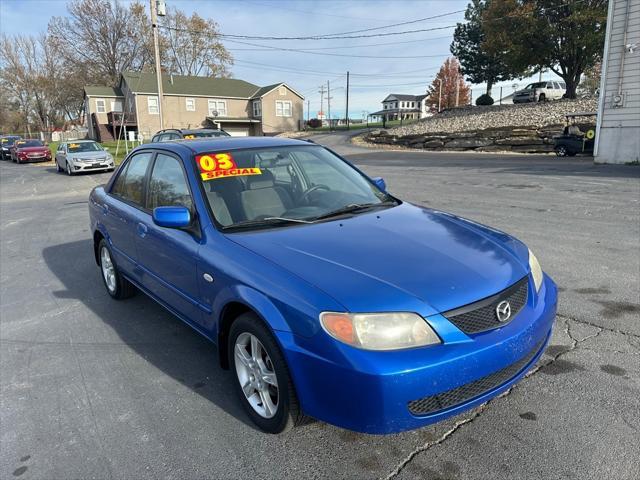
[224, 38, 450, 59]
[160, 23, 457, 41]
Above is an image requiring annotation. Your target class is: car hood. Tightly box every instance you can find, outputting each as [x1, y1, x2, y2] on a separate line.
[227, 203, 529, 315]
[68, 151, 108, 159]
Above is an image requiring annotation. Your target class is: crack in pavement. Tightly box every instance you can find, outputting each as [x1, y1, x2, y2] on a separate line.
[558, 313, 640, 339]
[384, 317, 604, 480]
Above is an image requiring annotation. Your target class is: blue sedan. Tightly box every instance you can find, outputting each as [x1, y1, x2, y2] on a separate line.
[89, 137, 557, 434]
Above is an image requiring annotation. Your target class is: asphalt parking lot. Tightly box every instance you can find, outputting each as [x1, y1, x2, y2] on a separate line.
[1, 139, 639, 480]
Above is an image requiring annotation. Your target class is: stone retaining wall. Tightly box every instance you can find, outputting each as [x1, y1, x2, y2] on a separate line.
[364, 125, 570, 153]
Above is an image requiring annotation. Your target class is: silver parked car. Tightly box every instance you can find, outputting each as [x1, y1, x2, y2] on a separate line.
[55, 140, 115, 175]
[513, 81, 566, 103]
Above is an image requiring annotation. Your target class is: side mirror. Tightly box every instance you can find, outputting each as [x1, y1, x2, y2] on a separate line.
[103, 147, 109, 152]
[372, 176, 387, 192]
[152, 206, 191, 228]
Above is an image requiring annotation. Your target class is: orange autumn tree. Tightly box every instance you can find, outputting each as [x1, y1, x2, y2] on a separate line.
[426, 58, 471, 111]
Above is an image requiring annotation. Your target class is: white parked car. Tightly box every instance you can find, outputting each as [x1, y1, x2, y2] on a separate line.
[513, 81, 566, 103]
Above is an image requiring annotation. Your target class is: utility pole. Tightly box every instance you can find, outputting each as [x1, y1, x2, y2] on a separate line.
[327, 80, 332, 131]
[455, 80, 460, 107]
[150, 0, 165, 130]
[345, 71, 350, 130]
[318, 84, 325, 126]
[438, 78, 443, 113]
[306, 99, 310, 128]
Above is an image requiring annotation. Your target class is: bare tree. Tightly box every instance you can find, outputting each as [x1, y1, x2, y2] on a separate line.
[160, 9, 233, 77]
[48, 0, 153, 87]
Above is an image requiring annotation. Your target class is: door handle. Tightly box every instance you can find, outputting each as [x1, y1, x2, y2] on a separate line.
[137, 222, 148, 238]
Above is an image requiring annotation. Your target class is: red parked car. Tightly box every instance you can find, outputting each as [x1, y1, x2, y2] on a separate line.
[11, 139, 51, 164]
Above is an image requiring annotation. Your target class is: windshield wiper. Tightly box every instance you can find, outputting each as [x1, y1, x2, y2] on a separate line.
[312, 201, 397, 221]
[222, 216, 313, 231]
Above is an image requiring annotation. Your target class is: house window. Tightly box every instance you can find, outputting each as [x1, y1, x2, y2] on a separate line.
[276, 100, 292, 117]
[253, 100, 262, 117]
[208, 99, 227, 117]
[185, 98, 195, 111]
[96, 99, 106, 113]
[148, 96, 159, 115]
[111, 99, 123, 112]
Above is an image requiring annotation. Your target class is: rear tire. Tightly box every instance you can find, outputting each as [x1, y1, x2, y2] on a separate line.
[229, 313, 303, 434]
[98, 239, 136, 300]
[55, 160, 62, 172]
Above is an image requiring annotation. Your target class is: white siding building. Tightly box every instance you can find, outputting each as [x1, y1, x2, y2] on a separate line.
[595, 0, 640, 163]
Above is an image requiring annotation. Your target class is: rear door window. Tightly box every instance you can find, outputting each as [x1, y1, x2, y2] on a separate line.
[111, 152, 153, 206]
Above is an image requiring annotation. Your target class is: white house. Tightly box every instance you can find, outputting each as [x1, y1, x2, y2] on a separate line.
[370, 94, 430, 122]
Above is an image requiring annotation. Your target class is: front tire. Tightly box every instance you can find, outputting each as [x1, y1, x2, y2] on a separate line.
[229, 313, 303, 434]
[66, 161, 73, 176]
[555, 145, 568, 157]
[98, 239, 136, 299]
[538, 93, 546, 102]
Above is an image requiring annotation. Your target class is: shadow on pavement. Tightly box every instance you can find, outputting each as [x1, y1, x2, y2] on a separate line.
[42, 238, 257, 430]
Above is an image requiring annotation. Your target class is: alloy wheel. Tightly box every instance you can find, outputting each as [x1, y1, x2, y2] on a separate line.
[556, 146, 567, 157]
[66, 162, 72, 176]
[100, 246, 117, 294]
[234, 332, 279, 419]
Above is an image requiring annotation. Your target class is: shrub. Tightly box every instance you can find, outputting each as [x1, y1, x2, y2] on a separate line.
[476, 94, 494, 106]
[307, 118, 322, 128]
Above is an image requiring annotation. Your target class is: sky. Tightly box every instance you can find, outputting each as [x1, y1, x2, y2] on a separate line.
[0, 0, 561, 118]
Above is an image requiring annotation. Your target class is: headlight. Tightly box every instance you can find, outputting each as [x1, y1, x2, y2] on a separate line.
[320, 312, 441, 351]
[528, 248, 543, 292]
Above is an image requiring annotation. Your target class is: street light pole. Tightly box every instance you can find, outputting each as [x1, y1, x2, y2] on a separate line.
[150, 0, 165, 130]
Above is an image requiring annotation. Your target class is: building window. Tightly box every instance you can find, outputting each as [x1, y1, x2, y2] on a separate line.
[276, 100, 292, 117]
[253, 100, 262, 117]
[208, 99, 227, 117]
[148, 96, 159, 115]
[96, 99, 106, 113]
[111, 100, 123, 112]
[185, 98, 195, 111]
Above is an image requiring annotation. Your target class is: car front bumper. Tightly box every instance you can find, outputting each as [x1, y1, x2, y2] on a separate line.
[278, 273, 557, 434]
[71, 162, 114, 172]
[18, 156, 51, 163]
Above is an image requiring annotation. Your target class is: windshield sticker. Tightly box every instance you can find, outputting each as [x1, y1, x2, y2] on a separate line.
[1, 139, 7, 143]
[69, 143, 81, 149]
[183, 134, 196, 140]
[196, 153, 262, 181]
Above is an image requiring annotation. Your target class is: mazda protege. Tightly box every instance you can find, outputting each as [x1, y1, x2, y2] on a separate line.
[89, 137, 557, 434]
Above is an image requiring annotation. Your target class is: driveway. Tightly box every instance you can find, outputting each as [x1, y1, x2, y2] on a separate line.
[1, 141, 638, 480]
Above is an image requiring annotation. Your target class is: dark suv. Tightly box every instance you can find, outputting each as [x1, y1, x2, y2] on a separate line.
[151, 128, 230, 143]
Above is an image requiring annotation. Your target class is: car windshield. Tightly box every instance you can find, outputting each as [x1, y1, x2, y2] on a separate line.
[1, 137, 20, 146]
[196, 145, 397, 230]
[18, 140, 44, 147]
[525, 82, 545, 90]
[184, 131, 230, 139]
[68, 142, 102, 152]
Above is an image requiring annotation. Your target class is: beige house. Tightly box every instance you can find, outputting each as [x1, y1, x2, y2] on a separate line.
[84, 72, 304, 141]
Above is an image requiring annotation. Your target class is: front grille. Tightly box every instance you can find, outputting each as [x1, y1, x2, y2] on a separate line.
[443, 276, 529, 334]
[408, 338, 544, 416]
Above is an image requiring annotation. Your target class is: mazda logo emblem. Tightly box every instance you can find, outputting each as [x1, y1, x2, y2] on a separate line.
[496, 301, 512, 322]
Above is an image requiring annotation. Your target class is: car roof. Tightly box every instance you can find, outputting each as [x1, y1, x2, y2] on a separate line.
[65, 139, 97, 143]
[128, 137, 315, 158]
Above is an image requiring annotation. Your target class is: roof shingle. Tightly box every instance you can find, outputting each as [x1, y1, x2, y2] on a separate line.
[121, 71, 260, 98]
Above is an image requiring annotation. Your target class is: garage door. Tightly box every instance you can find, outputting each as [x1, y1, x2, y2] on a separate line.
[226, 128, 249, 137]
